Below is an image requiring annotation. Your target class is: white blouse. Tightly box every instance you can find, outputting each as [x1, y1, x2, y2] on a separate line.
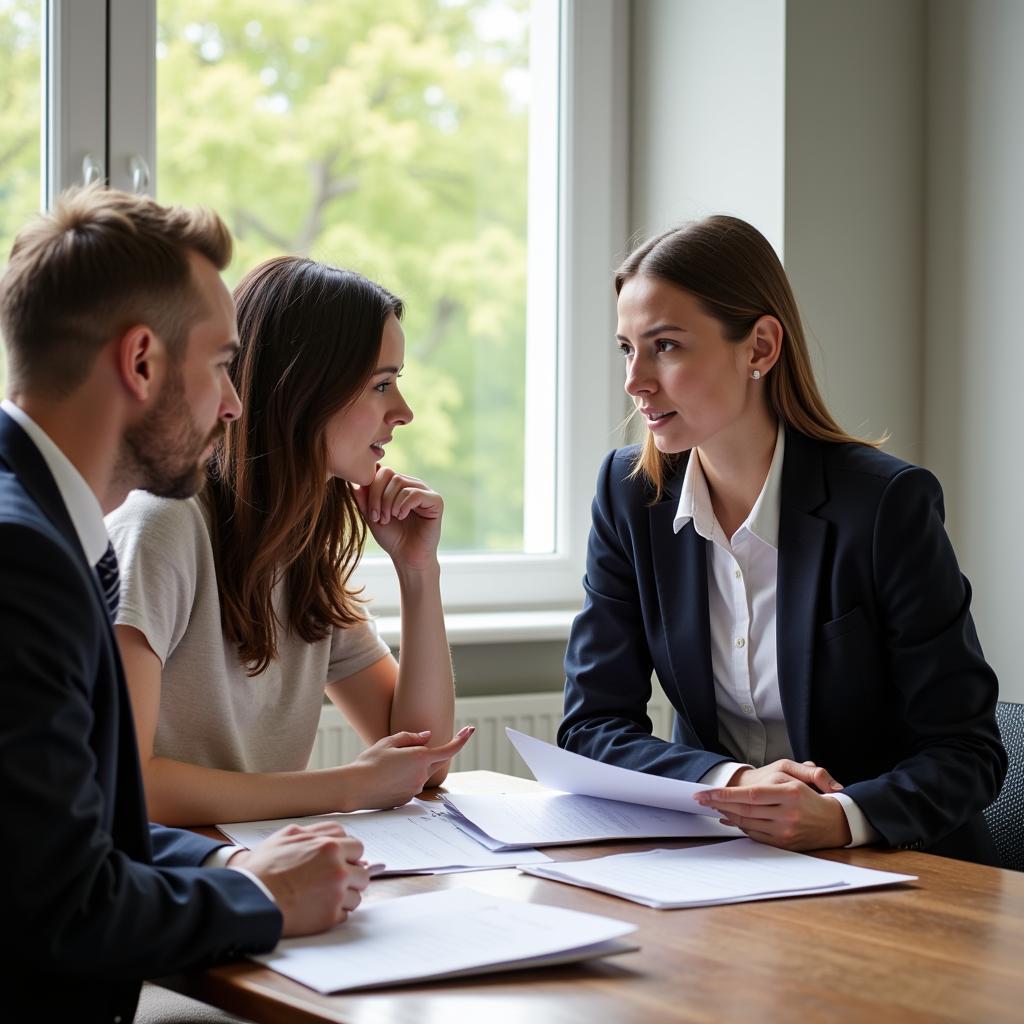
[673, 426, 877, 847]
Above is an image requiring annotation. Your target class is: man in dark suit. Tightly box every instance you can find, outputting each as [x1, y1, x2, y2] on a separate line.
[0, 187, 369, 1021]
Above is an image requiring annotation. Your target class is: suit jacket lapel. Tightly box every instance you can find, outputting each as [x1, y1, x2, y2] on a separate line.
[649, 483, 720, 751]
[776, 430, 828, 762]
[2, 412, 152, 857]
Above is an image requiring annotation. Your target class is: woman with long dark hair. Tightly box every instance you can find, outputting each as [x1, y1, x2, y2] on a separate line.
[109, 256, 470, 825]
[559, 216, 1006, 862]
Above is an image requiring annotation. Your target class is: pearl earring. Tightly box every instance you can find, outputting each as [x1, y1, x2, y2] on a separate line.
[751, 370, 761, 380]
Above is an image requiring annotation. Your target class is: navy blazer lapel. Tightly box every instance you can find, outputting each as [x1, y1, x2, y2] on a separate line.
[776, 430, 828, 761]
[649, 480, 719, 750]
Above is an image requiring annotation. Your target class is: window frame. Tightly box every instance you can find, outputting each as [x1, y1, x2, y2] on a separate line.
[51, 0, 630, 633]
[358, 0, 630, 622]
[45, 0, 107, 204]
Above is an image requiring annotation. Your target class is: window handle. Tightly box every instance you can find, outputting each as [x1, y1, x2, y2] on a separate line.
[129, 155, 151, 194]
[82, 153, 104, 186]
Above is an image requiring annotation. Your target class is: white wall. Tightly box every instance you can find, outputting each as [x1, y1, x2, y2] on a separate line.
[631, 0, 786, 252]
[925, 0, 1024, 701]
[784, 0, 925, 461]
[632, 0, 925, 460]
[628, 0, 1020, 701]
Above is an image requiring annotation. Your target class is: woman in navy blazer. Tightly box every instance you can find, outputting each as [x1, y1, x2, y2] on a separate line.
[558, 216, 1006, 863]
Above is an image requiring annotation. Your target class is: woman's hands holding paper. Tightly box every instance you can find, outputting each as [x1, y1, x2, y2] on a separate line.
[695, 759, 853, 851]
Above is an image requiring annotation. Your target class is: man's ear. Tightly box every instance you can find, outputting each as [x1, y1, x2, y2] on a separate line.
[117, 325, 165, 402]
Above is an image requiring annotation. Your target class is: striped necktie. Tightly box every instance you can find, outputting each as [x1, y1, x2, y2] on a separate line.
[95, 541, 120, 622]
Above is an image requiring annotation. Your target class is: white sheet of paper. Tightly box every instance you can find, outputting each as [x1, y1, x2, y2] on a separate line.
[506, 727, 722, 816]
[441, 805, 512, 851]
[217, 801, 551, 874]
[253, 887, 638, 993]
[441, 791, 738, 849]
[520, 838, 917, 909]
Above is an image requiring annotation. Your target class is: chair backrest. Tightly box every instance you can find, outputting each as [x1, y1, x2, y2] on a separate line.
[983, 701, 1024, 872]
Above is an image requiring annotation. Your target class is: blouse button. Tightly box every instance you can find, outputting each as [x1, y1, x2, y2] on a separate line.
[735, 637, 746, 648]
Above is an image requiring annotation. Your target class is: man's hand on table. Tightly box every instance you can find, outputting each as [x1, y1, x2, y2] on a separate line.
[230, 822, 370, 936]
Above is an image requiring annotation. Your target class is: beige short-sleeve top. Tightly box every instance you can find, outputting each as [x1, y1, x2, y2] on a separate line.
[106, 492, 390, 773]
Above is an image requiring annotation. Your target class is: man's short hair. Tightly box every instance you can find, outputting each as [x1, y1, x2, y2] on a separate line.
[0, 185, 232, 396]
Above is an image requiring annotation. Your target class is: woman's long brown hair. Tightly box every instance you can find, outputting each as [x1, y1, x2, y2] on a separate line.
[205, 256, 403, 675]
[616, 216, 881, 500]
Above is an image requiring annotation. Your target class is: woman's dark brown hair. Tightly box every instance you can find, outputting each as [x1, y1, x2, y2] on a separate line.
[616, 215, 879, 499]
[206, 256, 403, 674]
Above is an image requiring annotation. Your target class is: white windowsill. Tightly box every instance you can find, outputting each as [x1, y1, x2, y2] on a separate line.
[376, 607, 579, 647]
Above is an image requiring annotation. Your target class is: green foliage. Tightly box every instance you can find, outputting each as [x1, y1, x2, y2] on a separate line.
[156, 0, 533, 552]
[0, 0, 42, 394]
[0, 0, 535, 554]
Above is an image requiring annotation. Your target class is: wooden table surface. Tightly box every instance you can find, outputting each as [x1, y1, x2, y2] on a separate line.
[168, 771, 1024, 1023]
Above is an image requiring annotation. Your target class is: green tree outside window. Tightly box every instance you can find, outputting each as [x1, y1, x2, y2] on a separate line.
[157, 0, 534, 554]
[0, 0, 43, 393]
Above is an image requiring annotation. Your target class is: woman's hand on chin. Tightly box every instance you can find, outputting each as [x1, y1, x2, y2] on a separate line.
[353, 465, 443, 572]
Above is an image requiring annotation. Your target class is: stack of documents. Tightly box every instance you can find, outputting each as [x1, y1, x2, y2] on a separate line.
[438, 728, 738, 849]
[254, 887, 638, 992]
[443, 791, 736, 849]
[217, 800, 551, 875]
[520, 838, 917, 909]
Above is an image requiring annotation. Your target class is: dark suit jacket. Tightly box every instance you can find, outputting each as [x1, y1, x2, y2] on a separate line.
[0, 409, 282, 1022]
[559, 429, 1006, 864]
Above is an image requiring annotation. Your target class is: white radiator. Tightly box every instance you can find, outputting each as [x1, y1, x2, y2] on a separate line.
[309, 689, 675, 778]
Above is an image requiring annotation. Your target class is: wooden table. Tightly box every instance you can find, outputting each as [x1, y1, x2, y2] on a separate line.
[167, 771, 1024, 1023]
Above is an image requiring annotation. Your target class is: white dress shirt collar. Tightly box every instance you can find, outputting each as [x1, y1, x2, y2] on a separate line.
[673, 423, 786, 548]
[1, 399, 109, 566]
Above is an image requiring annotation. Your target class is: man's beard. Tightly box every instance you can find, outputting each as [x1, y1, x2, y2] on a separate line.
[119, 364, 224, 500]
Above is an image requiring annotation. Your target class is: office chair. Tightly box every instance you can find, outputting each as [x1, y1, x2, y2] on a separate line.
[983, 701, 1024, 872]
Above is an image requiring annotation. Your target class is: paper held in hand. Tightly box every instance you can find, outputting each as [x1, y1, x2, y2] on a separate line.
[253, 887, 639, 993]
[520, 838, 918, 909]
[506, 727, 726, 815]
[437, 729, 738, 849]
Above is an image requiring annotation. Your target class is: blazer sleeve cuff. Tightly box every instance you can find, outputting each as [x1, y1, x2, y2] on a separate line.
[698, 761, 750, 788]
[826, 792, 882, 847]
[203, 845, 244, 869]
[228, 865, 277, 906]
[201, 846, 278, 906]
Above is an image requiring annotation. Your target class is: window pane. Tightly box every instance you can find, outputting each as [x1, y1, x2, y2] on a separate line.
[156, 0, 552, 554]
[0, 0, 42, 394]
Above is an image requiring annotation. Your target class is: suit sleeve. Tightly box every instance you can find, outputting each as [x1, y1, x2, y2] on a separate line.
[0, 522, 282, 981]
[841, 466, 1006, 846]
[558, 451, 732, 780]
[148, 822, 231, 865]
